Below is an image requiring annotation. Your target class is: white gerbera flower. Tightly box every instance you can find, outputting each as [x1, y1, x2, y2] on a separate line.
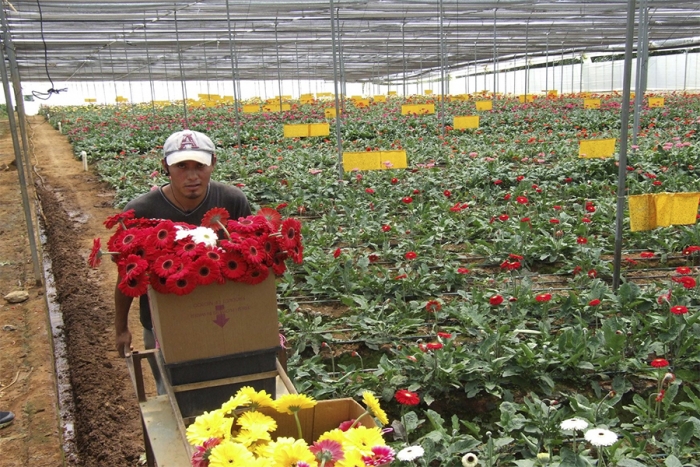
[397, 445, 425, 462]
[560, 417, 589, 432]
[175, 226, 218, 248]
[584, 427, 618, 447]
[462, 452, 479, 467]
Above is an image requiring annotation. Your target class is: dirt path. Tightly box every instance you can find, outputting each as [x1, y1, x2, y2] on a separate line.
[0, 115, 149, 466]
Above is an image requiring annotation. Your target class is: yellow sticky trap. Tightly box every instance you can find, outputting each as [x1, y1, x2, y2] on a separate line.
[424, 90, 433, 95]
[475, 100, 493, 111]
[300, 97, 315, 104]
[351, 95, 363, 101]
[388, 91, 397, 96]
[630, 92, 635, 99]
[263, 103, 291, 112]
[300, 93, 314, 99]
[308, 123, 330, 137]
[222, 96, 234, 103]
[584, 99, 601, 109]
[317, 92, 333, 98]
[629, 193, 700, 231]
[649, 97, 665, 108]
[198, 93, 219, 100]
[547, 90, 558, 98]
[115, 96, 128, 103]
[379, 151, 407, 169]
[243, 104, 261, 114]
[579, 138, 616, 158]
[343, 152, 381, 171]
[373, 95, 386, 103]
[452, 94, 470, 101]
[453, 116, 480, 129]
[401, 104, 435, 115]
[518, 95, 535, 103]
[581, 92, 591, 98]
[325, 108, 337, 118]
[283, 124, 309, 138]
[84, 98, 96, 103]
[354, 99, 370, 108]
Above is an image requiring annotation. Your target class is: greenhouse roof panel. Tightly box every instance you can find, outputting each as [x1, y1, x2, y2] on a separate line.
[3, 1, 700, 83]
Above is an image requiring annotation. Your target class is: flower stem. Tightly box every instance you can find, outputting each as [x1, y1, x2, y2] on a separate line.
[293, 411, 303, 440]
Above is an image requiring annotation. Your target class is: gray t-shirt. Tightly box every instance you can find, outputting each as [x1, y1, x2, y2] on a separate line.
[123, 181, 252, 330]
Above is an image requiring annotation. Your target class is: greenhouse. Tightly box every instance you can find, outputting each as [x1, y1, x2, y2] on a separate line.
[0, 1, 700, 467]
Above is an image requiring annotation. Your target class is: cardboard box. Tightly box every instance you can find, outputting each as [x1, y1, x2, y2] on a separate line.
[148, 274, 279, 363]
[261, 398, 377, 443]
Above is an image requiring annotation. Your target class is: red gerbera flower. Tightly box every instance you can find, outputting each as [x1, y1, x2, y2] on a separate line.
[259, 234, 281, 265]
[535, 293, 552, 302]
[683, 245, 700, 256]
[104, 209, 135, 230]
[489, 295, 504, 306]
[672, 276, 696, 289]
[228, 215, 268, 235]
[206, 250, 222, 262]
[149, 273, 169, 294]
[425, 300, 441, 313]
[175, 240, 206, 260]
[108, 228, 143, 255]
[192, 256, 221, 286]
[405, 251, 418, 260]
[426, 342, 443, 350]
[201, 207, 230, 230]
[670, 305, 689, 315]
[165, 269, 198, 296]
[118, 271, 149, 297]
[152, 254, 184, 278]
[240, 264, 269, 285]
[588, 298, 601, 306]
[395, 389, 420, 406]
[401, 196, 413, 204]
[280, 218, 302, 250]
[516, 196, 528, 205]
[457, 267, 470, 274]
[288, 244, 304, 264]
[271, 252, 288, 276]
[88, 238, 102, 268]
[148, 220, 177, 250]
[640, 251, 655, 258]
[220, 251, 249, 281]
[650, 358, 669, 368]
[577, 236, 588, 245]
[437, 331, 452, 339]
[257, 207, 282, 230]
[239, 238, 266, 264]
[117, 254, 149, 280]
[675, 266, 692, 275]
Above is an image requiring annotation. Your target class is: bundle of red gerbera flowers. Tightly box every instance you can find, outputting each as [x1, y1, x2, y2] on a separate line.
[89, 207, 303, 297]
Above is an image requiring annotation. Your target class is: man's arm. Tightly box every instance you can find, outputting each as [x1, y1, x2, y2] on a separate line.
[115, 275, 134, 358]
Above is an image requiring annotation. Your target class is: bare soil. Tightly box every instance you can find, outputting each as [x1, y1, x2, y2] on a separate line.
[0, 115, 147, 466]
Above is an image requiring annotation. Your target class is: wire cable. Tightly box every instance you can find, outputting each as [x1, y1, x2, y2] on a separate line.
[31, 0, 66, 100]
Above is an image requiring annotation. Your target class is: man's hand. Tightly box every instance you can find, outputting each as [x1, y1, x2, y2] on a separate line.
[116, 328, 133, 358]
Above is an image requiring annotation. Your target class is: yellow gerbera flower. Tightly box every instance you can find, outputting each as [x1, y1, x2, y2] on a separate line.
[274, 393, 317, 415]
[186, 410, 234, 445]
[208, 440, 255, 467]
[317, 428, 347, 445]
[236, 411, 278, 433]
[270, 437, 316, 466]
[343, 426, 386, 452]
[233, 426, 271, 447]
[237, 386, 276, 410]
[362, 392, 389, 425]
[336, 448, 365, 467]
[220, 393, 252, 415]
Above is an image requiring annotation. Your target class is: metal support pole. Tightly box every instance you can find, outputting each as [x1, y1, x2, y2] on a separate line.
[142, 19, 156, 112]
[560, 43, 564, 93]
[174, 10, 189, 127]
[438, 0, 446, 136]
[330, 0, 344, 180]
[683, 49, 689, 90]
[225, 0, 242, 151]
[545, 33, 549, 93]
[0, 37, 43, 286]
[492, 8, 497, 97]
[632, 0, 646, 146]
[402, 22, 406, 96]
[639, 4, 650, 94]
[613, 0, 638, 291]
[275, 22, 283, 110]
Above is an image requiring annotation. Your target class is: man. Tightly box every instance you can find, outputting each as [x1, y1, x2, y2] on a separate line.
[114, 129, 252, 381]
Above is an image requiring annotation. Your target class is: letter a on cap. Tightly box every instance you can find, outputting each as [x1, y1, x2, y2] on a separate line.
[179, 133, 199, 150]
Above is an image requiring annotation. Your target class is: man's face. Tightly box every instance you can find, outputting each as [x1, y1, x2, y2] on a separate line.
[166, 159, 215, 200]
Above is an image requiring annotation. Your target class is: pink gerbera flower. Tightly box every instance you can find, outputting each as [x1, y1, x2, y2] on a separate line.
[310, 439, 344, 467]
[362, 445, 395, 466]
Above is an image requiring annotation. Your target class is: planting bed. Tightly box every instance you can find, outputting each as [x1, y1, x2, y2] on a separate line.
[7, 92, 700, 466]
